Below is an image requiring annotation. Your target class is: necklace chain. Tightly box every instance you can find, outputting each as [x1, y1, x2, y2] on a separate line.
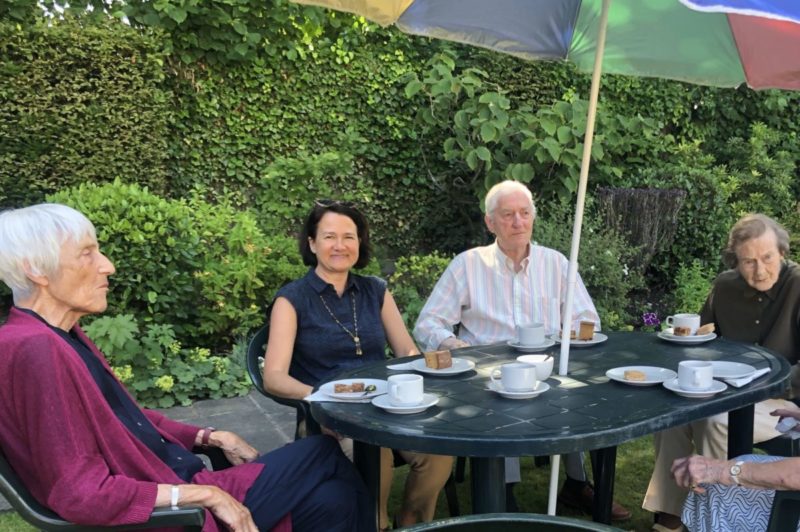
[318, 292, 362, 356]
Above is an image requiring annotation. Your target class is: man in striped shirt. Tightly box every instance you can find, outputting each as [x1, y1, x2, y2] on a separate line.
[413, 180, 631, 520]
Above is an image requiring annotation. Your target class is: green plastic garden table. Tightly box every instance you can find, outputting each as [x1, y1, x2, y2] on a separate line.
[310, 332, 790, 524]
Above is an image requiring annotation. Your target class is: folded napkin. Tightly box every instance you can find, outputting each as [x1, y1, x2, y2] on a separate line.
[386, 361, 416, 371]
[723, 367, 770, 388]
[303, 390, 376, 403]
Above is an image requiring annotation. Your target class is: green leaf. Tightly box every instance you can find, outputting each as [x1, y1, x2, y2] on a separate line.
[556, 126, 572, 144]
[475, 146, 491, 162]
[480, 122, 496, 143]
[540, 117, 557, 136]
[404, 79, 423, 98]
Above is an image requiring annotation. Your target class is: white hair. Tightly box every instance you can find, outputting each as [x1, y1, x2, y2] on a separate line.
[0, 203, 96, 302]
[484, 180, 536, 218]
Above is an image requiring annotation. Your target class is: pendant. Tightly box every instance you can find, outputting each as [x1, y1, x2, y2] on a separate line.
[354, 336, 363, 356]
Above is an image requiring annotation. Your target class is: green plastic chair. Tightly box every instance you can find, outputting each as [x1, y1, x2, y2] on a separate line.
[400, 512, 625, 531]
[0, 449, 205, 531]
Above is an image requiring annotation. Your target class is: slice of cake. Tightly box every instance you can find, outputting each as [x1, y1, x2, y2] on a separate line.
[578, 321, 595, 341]
[424, 350, 453, 369]
[624, 369, 646, 381]
[673, 326, 692, 336]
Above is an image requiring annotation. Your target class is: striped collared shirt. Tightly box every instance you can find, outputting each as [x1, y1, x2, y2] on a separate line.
[413, 242, 600, 351]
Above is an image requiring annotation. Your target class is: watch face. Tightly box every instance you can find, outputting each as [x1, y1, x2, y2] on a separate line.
[731, 464, 742, 475]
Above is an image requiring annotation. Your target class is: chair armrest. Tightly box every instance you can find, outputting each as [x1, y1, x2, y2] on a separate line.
[767, 490, 800, 532]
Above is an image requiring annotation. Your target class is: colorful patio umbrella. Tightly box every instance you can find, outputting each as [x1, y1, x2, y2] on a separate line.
[292, 0, 800, 517]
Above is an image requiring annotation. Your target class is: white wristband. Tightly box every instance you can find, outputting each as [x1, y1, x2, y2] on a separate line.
[170, 485, 180, 510]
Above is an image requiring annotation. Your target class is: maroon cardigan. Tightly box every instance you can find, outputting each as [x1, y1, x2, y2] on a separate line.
[0, 308, 289, 531]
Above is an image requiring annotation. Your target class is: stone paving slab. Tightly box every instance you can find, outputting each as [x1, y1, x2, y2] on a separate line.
[0, 390, 296, 513]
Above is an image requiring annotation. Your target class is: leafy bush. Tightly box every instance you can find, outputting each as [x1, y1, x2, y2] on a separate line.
[388, 253, 453, 331]
[671, 259, 716, 314]
[83, 314, 250, 407]
[50, 180, 306, 349]
[534, 200, 645, 330]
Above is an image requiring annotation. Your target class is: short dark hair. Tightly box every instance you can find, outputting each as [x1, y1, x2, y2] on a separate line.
[723, 213, 790, 268]
[299, 200, 372, 269]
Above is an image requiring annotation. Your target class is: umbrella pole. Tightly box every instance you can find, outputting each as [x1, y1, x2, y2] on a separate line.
[550, 0, 612, 516]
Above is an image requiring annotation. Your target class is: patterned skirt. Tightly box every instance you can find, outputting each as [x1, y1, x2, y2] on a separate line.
[682, 454, 793, 532]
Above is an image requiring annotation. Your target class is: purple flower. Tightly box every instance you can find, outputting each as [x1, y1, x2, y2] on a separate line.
[642, 312, 660, 327]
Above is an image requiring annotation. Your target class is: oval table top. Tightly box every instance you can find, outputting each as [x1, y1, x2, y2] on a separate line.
[310, 331, 791, 458]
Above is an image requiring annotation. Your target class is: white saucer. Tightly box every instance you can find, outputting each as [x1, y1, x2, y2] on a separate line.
[371, 393, 439, 414]
[663, 378, 727, 398]
[410, 357, 476, 376]
[320, 378, 387, 401]
[486, 380, 550, 399]
[658, 329, 717, 344]
[606, 366, 677, 386]
[550, 332, 608, 347]
[507, 339, 556, 352]
[710, 361, 757, 379]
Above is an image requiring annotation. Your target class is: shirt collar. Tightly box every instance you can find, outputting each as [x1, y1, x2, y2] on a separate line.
[305, 268, 357, 295]
[493, 241, 531, 273]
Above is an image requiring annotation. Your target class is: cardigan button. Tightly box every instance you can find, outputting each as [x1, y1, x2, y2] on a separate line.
[755, 320, 760, 324]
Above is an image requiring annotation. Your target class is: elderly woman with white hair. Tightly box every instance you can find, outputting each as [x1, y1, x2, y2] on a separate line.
[0, 203, 374, 532]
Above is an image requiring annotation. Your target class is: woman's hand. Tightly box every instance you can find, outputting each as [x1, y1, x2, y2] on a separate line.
[671, 455, 729, 493]
[321, 426, 343, 440]
[157, 484, 257, 532]
[208, 431, 259, 465]
[439, 337, 469, 350]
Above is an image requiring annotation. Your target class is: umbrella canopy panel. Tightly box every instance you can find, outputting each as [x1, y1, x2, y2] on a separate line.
[295, 0, 800, 90]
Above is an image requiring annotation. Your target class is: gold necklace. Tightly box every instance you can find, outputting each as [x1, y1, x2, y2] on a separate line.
[318, 292, 362, 356]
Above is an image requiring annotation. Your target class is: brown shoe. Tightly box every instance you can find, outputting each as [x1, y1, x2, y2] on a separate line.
[557, 483, 632, 521]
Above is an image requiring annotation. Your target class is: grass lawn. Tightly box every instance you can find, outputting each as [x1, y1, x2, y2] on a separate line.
[0, 435, 656, 531]
[390, 435, 657, 531]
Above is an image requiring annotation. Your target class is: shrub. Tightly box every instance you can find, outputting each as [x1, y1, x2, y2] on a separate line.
[533, 200, 645, 330]
[671, 259, 716, 314]
[83, 314, 250, 407]
[388, 253, 453, 331]
[50, 180, 307, 349]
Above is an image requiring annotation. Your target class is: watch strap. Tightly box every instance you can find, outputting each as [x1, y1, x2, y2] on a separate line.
[201, 427, 215, 448]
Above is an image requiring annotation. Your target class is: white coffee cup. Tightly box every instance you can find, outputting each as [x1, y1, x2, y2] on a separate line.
[678, 360, 713, 391]
[666, 313, 701, 335]
[516, 354, 554, 381]
[491, 362, 538, 392]
[388, 374, 424, 406]
[516, 323, 545, 346]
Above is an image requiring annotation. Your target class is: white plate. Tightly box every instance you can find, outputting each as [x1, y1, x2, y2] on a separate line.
[550, 332, 608, 347]
[658, 330, 717, 344]
[372, 393, 439, 414]
[606, 366, 678, 386]
[410, 357, 476, 376]
[320, 378, 387, 401]
[663, 378, 727, 398]
[486, 380, 550, 399]
[507, 339, 556, 352]
[710, 361, 757, 379]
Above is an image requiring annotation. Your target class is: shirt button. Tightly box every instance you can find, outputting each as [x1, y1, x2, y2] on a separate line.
[177, 457, 182, 461]
[758, 298, 762, 302]
[137, 422, 142, 426]
[161, 438, 166, 443]
[755, 320, 760, 324]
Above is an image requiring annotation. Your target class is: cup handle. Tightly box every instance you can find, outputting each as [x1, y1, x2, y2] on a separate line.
[389, 382, 398, 400]
[666, 316, 674, 326]
[490, 370, 501, 387]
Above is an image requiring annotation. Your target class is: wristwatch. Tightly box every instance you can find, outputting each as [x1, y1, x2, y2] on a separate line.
[201, 426, 216, 448]
[730, 460, 745, 485]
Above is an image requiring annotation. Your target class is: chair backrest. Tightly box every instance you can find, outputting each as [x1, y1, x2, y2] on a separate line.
[245, 319, 319, 438]
[0, 449, 204, 531]
[767, 490, 800, 532]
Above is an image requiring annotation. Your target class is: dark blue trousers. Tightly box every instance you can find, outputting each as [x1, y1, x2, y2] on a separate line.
[244, 435, 375, 531]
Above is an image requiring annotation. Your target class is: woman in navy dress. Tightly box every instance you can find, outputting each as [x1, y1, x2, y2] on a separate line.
[263, 200, 453, 530]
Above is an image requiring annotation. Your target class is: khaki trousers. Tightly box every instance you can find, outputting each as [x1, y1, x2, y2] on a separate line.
[642, 398, 798, 517]
[339, 439, 453, 529]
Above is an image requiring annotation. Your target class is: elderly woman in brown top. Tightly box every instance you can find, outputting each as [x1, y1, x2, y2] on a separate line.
[643, 213, 800, 532]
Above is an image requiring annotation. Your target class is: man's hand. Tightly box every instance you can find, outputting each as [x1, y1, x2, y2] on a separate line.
[208, 431, 259, 465]
[157, 484, 257, 532]
[438, 337, 469, 350]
